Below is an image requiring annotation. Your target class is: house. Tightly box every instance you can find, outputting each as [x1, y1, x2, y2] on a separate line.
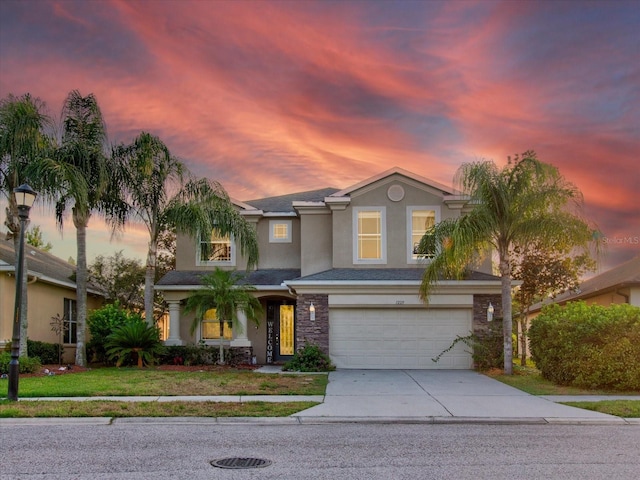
[528, 255, 640, 313]
[0, 239, 103, 362]
[156, 167, 503, 369]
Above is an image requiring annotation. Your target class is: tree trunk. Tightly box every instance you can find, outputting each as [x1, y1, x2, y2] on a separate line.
[218, 320, 225, 365]
[499, 251, 513, 375]
[144, 236, 157, 326]
[74, 208, 89, 367]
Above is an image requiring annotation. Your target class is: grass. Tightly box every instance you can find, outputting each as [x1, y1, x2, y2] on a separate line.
[0, 400, 318, 418]
[561, 400, 640, 418]
[484, 365, 640, 396]
[8, 367, 327, 397]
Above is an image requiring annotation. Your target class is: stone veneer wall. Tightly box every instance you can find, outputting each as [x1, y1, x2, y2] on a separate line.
[473, 294, 502, 335]
[229, 346, 253, 365]
[295, 294, 329, 354]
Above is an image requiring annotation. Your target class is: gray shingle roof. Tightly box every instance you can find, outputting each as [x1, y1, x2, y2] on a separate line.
[292, 268, 499, 282]
[0, 238, 76, 287]
[245, 188, 339, 213]
[531, 255, 640, 310]
[156, 269, 301, 287]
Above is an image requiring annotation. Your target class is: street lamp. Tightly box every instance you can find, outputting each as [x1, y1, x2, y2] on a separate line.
[8, 183, 37, 401]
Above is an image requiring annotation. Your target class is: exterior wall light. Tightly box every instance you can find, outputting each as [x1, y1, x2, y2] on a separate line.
[309, 302, 315, 321]
[487, 302, 494, 322]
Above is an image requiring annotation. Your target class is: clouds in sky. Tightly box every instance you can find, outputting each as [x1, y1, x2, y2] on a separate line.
[1, 0, 638, 268]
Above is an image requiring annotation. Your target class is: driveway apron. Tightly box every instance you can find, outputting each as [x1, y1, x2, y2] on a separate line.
[294, 370, 618, 420]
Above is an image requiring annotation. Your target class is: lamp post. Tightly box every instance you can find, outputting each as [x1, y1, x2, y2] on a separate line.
[8, 183, 37, 401]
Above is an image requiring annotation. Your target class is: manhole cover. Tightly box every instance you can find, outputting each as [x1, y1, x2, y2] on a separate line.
[210, 457, 272, 469]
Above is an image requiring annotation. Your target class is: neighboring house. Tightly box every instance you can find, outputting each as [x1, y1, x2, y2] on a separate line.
[156, 167, 502, 369]
[529, 255, 640, 314]
[0, 239, 103, 362]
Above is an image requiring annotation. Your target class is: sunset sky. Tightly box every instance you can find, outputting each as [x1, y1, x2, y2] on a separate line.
[1, 0, 638, 271]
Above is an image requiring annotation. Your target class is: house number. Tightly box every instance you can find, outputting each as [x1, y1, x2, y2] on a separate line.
[395, 300, 404, 305]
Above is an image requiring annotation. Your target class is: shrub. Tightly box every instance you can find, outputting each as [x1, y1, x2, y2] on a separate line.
[105, 320, 165, 368]
[27, 339, 61, 365]
[159, 344, 245, 366]
[88, 303, 143, 364]
[0, 352, 42, 374]
[283, 342, 335, 372]
[529, 302, 640, 390]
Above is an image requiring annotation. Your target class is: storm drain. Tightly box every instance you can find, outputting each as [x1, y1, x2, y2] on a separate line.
[210, 457, 272, 469]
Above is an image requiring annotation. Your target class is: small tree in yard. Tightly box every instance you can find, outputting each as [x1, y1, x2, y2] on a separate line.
[184, 268, 262, 365]
[105, 320, 164, 368]
[511, 241, 595, 365]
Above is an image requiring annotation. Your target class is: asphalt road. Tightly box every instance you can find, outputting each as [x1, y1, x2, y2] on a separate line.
[1, 421, 639, 479]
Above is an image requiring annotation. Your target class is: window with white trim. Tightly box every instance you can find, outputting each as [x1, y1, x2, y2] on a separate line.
[269, 220, 292, 243]
[201, 308, 233, 341]
[197, 228, 235, 265]
[63, 298, 77, 344]
[353, 207, 386, 264]
[407, 206, 439, 263]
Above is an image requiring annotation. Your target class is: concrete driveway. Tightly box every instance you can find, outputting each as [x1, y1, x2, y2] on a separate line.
[294, 370, 621, 422]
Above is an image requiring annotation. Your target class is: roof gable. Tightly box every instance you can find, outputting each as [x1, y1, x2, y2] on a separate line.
[245, 188, 339, 213]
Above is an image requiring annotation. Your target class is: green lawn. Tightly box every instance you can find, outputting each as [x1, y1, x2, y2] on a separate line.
[6, 367, 327, 397]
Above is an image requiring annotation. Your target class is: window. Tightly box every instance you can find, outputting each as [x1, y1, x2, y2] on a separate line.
[269, 220, 292, 243]
[198, 228, 235, 265]
[353, 207, 386, 264]
[201, 309, 233, 340]
[63, 298, 77, 344]
[407, 206, 439, 263]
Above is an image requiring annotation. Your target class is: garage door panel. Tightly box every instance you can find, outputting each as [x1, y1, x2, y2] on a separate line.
[330, 308, 472, 369]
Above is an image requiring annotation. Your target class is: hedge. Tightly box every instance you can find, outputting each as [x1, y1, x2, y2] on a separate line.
[529, 302, 640, 390]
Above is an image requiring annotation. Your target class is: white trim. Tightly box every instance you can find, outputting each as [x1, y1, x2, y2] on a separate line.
[269, 220, 292, 243]
[406, 206, 440, 264]
[353, 207, 387, 265]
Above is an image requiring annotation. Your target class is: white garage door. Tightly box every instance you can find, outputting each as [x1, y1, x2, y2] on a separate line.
[330, 308, 472, 369]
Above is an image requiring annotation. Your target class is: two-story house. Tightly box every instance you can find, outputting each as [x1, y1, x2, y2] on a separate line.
[156, 167, 502, 369]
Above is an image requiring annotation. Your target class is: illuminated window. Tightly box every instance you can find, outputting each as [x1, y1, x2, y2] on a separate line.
[353, 207, 386, 264]
[198, 228, 234, 265]
[269, 220, 292, 243]
[201, 309, 233, 340]
[407, 206, 439, 263]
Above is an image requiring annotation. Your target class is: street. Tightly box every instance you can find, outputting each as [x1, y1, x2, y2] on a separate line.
[1, 421, 639, 479]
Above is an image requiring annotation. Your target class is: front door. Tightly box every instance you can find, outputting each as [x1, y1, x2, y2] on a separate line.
[266, 300, 296, 363]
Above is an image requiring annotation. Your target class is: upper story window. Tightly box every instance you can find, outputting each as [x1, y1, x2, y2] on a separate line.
[269, 220, 292, 243]
[353, 207, 387, 264]
[407, 206, 439, 263]
[201, 308, 233, 341]
[197, 228, 235, 266]
[63, 298, 77, 344]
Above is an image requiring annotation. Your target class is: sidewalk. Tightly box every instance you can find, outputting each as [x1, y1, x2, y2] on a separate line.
[2, 369, 639, 426]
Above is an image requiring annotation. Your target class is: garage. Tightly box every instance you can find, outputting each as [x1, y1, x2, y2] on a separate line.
[329, 307, 473, 369]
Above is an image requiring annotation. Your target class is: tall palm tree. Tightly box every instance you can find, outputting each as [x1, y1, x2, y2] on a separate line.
[113, 131, 259, 324]
[418, 152, 596, 374]
[0, 93, 52, 356]
[184, 268, 262, 364]
[29, 90, 126, 366]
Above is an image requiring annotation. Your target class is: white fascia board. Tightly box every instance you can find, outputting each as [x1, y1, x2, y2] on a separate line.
[285, 279, 503, 295]
[240, 209, 264, 217]
[2, 267, 103, 296]
[262, 212, 298, 217]
[231, 197, 261, 211]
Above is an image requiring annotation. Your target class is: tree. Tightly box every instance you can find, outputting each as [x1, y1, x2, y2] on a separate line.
[184, 268, 262, 364]
[418, 151, 597, 374]
[0, 93, 52, 356]
[113, 131, 259, 324]
[28, 90, 127, 366]
[25, 225, 53, 252]
[89, 251, 146, 313]
[511, 241, 595, 365]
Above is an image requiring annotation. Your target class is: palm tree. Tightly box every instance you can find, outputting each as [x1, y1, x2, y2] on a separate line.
[418, 151, 596, 374]
[113, 131, 259, 324]
[0, 93, 52, 356]
[184, 268, 263, 364]
[29, 90, 126, 366]
[105, 320, 164, 368]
